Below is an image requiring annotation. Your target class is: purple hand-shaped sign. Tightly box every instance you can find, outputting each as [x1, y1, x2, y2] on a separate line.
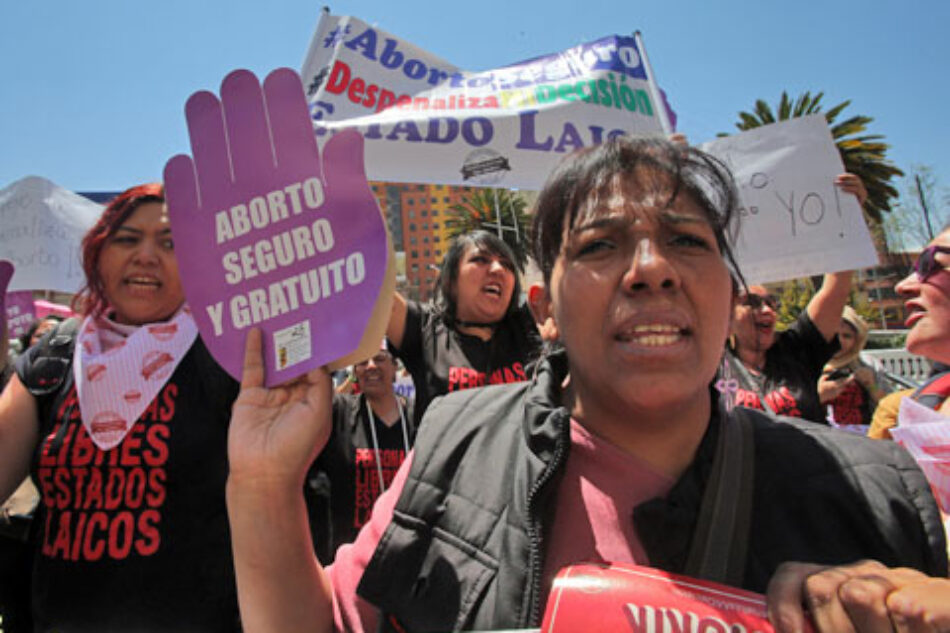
[164, 68, 392, 386]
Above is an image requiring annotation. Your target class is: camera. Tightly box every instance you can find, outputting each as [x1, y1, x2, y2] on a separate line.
[827, 367, 852, 381]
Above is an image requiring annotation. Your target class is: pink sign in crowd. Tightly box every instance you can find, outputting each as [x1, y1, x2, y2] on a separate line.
[1, 13, 950, 633]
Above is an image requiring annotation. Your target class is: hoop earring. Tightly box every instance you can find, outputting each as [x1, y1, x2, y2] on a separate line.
[715, 354, 738, 413]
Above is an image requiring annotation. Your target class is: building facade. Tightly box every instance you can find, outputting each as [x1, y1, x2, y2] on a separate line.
[369, 181, 476, 301]
[858, 251, 918, 329]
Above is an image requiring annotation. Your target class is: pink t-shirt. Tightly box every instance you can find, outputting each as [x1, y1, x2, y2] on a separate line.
[328, 459, 407, 632]
[541, 419, 675, 610]
[328, 418, 675, 631]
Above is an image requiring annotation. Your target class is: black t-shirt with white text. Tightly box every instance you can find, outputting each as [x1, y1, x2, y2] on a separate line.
[393, 300, 540, 426]
[308, 393, 413, 564]
[18, 339, 241, 633]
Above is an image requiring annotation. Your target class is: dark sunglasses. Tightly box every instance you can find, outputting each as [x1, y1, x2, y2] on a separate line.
[913, 245, 950, 282]
[740, 293, 780, 311]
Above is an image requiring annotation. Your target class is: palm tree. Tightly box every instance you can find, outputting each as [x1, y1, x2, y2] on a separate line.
[731, 91, 903, 224]
[445, 188, 532, 271]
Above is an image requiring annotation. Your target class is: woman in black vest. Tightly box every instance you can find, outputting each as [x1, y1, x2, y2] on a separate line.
[226, 139, 947, 632]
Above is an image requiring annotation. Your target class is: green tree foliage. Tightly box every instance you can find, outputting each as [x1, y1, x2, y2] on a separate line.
[774, 278, 880, 332]
[848, 288, 883, 329]
[445, 188, 532, 271]
[731, 91, 903, 224]
[775, 279, 814, 330]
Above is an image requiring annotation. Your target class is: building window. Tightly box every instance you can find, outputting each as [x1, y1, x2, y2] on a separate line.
[410, 236, 417, 245]
[408, 211, 415, 219]
[421, 210, 428, 217]
[424, 250, 430, 257]
[411, 250, 419, 258]
[409, 223, 416, 231]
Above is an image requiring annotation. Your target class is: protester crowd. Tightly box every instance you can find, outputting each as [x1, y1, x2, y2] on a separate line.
[2, 134, 950, 633]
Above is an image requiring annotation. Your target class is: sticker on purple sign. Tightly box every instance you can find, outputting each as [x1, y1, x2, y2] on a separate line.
[164, 68, 394, 386]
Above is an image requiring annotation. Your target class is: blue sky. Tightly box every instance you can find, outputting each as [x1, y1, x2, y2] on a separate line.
[2, 0, 948, 217]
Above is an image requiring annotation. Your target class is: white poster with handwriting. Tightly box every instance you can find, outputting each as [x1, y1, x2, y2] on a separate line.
[700, 115, 878, 284]
[0, 176, 103, 293]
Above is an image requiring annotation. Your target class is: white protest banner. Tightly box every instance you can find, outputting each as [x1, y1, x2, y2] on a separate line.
[301, 14, 673, 189]
[0, 176, 103, 293]
[700, 115, 878, 284]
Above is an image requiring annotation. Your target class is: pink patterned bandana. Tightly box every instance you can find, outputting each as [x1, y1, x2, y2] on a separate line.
[73, 307, 198, 450]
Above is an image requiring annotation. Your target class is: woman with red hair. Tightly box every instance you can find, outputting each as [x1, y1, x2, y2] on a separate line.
[0, 184, 243, 631]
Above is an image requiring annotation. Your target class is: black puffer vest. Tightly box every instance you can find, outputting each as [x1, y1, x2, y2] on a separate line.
[357, 351, 947, 632]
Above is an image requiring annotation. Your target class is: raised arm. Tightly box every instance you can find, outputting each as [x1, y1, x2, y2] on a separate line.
[226, 328, 335, 633]
[0, 375, 40, 504]
[805, 271, 853, 342]
[386, 291, 409, 350]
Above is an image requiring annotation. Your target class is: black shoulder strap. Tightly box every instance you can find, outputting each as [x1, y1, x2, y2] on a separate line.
[684, 406, 756, 587]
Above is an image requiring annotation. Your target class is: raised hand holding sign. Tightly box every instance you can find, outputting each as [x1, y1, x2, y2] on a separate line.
[164, 68, 393, 386]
